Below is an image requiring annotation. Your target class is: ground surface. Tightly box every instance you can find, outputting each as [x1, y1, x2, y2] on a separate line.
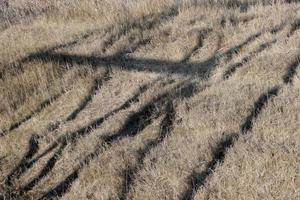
[0, 0, 299, 199]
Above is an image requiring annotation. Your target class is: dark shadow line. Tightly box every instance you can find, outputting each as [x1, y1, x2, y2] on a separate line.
[101, 82, 196, 145]
[2, 3, 180, 80]
[181, 28, 213, 63]
[0, 92, 64, 137]
[23, 29, 268, 198]
[4, 134, 40, 188]
[181, 132, 239, 200]
[38, 143, 102, 200]
[240, 86, 280, 134]
[65, 70, 111, 121]
[19, 141, 67, 196]
[288, 19, 300, 37]
[223, 39, 277, 79]
[29, 78, 158, 164]
[223, 32, 262, 62]
[120, 101, 176, 200]
[101, 5, 179, 53]
[283, 56, 300, 84]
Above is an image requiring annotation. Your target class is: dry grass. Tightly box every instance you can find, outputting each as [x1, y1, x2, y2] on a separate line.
[0, 0, 299, 199]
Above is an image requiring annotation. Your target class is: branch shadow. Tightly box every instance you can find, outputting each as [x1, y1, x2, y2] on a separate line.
[180, 53, 300, 199]
[65, 69, 111, 121]
[0, 93, 63, 137]
[120, 101, 176, 200]
[1, 78, 169, 199]
[2, 134, 40, 198]
[19, 29, 265, 81]
[223, 39, 277, 79]
[38, 82, 197, 200]
[181, 132, 239, 200]
[288, 19, 300, 37]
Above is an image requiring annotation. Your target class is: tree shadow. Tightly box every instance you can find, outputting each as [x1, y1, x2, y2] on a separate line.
[18, 29, 265, 80]
[0, 78, 171, 199]
[37, 82, 197, 200]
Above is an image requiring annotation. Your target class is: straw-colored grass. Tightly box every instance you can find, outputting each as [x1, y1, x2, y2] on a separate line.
[0, 1, 299, 199]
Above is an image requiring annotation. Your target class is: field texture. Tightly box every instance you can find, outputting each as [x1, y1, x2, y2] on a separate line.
[0, 0, 299, 199]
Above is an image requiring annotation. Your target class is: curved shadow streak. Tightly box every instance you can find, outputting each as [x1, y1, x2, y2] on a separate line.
[0, 93, 63, 137]
[283, 56, 300, 84]
[101, 5, 179, 53]
[65, 69, 111, 121]
[181, 28, 213, 63]
[223, 39, 277, 79]
[120, 102, 176, 200]
[181, 132, 239, 200]
[288, 19, 300, 37]
[2, 134, 39, 195]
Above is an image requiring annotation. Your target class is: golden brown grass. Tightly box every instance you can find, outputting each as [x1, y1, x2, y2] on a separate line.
[0, 0, 299, 199]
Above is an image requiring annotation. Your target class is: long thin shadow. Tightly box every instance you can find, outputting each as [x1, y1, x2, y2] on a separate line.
[18, 141, 67, 196]
[46, 37, 152, 132]
[288, 19, 300, 37]
[240, 86, 280, 134]
[2, 30, 102, 79]
[65, 70, 111, 121]
[38, 144, 102, 200]
[223, 32, 262, 62]
[283, 56, 300, 84]
[222, 21, 286, 62]
[181, 132, 239, 200]
[32, 78, 161, 163]
[181, 53, 300, 199]
[38, 82, 197, 200]
[120, 102, 176, 200]
[1, 28, 157, 195]
[3, 134, 39, 188]
[223, 39, 277, 79]
[0, 93, 63, 137]
[181, 28, 213, 63]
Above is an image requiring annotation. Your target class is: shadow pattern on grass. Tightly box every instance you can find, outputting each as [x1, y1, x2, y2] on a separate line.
[223, 39, 277, 79]
[0, 78, 170, 199]
[38, 82, 197, 200]
[0, 93, 64, 137]
[181, 54, 300, 199]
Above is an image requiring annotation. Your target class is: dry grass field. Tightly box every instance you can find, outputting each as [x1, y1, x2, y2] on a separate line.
[0, 0, 299, 199]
